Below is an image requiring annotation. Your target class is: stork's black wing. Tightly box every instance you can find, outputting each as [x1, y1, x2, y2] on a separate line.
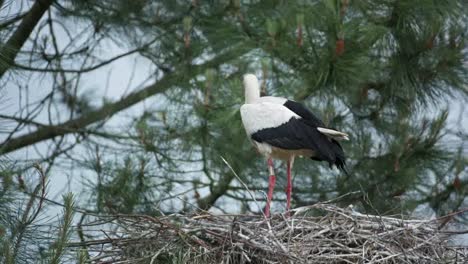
[251, 117, 345, 169]
[283, 100, 325, 127]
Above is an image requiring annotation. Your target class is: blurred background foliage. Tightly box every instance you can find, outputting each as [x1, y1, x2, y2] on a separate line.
[0, 0, 467, 262]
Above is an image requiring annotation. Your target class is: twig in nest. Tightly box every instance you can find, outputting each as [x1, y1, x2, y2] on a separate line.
[69, 203, 468, 263]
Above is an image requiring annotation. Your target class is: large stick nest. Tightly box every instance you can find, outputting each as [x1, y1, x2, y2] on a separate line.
[74, 203, 467, 263]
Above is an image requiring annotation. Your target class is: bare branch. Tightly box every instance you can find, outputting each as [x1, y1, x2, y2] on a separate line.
[0, 0, 55, 78]
[0, 45, 249, 155]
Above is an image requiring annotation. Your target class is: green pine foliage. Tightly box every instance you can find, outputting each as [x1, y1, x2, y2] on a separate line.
[0, 163, 75, 264]
[54, 0, 467, 215]
[46, 193, 75, 264]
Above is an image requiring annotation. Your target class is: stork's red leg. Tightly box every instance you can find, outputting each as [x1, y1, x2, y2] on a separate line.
[265, 158, 276, 217]
[286, 157, 294, 216]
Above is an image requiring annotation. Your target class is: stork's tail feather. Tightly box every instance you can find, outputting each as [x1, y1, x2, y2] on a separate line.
[335, 158, 349, 176]
[331, 139, 348, 176]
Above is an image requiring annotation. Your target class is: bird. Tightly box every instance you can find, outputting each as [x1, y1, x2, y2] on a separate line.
[240, 74, 349, 217]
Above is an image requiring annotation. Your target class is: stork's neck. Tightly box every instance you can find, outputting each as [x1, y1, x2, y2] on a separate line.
[244, 77, 260, 103]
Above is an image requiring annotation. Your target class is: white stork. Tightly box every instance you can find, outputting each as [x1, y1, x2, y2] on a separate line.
[240, 74, 349, 217]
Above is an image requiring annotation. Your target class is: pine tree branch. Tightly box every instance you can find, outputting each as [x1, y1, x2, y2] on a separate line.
[0, 45, 249, 155]
[11, 164, 47, 262]
[0, 12, 28, 30]
[197, 172, 234, 211]
[0, 0, 55, 79]
[11, 45, 148, 73]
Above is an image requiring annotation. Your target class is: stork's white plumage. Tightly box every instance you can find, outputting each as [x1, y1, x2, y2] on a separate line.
[240, 74, 349, 217]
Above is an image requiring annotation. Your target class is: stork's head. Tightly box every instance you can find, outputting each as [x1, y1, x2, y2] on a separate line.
[243, 74, 260, 103]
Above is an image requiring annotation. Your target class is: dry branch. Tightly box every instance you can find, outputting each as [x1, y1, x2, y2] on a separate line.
[69, 203, 468, 263]
[0, 0, 55, 78]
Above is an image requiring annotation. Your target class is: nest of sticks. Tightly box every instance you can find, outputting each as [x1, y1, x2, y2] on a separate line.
[73, 203, 467, 263]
